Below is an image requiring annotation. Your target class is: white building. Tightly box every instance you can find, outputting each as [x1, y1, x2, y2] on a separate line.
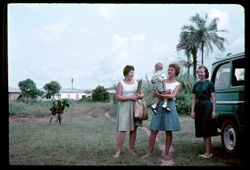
[54, 88, 88, 100]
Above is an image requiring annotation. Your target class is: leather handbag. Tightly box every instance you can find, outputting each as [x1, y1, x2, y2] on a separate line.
[134, 99, 148, 120]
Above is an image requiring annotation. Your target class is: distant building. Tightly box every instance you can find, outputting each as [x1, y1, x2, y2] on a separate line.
[107, 88, 116, 101]
[54, 88, 88, 100]
[8, 87, 21, 101]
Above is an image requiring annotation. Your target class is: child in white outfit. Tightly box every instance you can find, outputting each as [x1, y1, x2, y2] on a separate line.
[151, 62, 171, 114]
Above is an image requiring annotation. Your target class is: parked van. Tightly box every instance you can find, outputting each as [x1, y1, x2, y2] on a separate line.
[211, 52, 245, 154]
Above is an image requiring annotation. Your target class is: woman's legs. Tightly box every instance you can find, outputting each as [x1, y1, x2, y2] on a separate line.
[204, 137, 212, 155]
[129, 127, 137, 156]
[162, 131, 172, 160]
[113, 131, 126, 158]
[142, 130, 159, 158]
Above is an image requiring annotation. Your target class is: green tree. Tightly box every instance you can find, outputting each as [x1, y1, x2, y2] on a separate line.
[177, 31, 199, 80]
[92, 85, 110, 102]
[184, 13, 227, 65]
[43, 81, 61, 99]
[177, 13, 227, 80]
[18, 79, 42, 99]
[176, 55, 193, 79]
[176, 73, 195, 115]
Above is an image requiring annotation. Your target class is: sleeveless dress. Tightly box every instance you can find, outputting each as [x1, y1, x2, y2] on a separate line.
[150, 81, 181, 131]
[116, 80, 142, 132]
[192, 80, 218, 138]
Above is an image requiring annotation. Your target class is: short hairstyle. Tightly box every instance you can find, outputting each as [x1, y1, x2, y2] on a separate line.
[155, 62, 163, 71]
[123, 65, 135, 76]
[169, 63, 180, 77]
[197, 65, 209, 79]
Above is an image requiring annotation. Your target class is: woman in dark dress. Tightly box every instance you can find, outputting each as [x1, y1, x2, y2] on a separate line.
[191, 65, 218, 159]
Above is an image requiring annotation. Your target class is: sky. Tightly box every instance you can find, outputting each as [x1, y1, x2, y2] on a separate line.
[7, 3, 245, 90]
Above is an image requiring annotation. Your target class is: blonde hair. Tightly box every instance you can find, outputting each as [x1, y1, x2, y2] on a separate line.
[155, 62, 163, 71]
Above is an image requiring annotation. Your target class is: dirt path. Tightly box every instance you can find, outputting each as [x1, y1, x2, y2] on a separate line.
[9, 106, 111, 124]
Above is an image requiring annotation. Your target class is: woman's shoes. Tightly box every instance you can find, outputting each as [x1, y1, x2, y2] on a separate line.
[198, 153, 213, 159]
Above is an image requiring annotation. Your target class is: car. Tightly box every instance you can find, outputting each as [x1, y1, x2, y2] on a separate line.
[211, 52, 245, 154]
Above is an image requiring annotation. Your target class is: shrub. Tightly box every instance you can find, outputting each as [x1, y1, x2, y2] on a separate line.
[176, 92, 192, 115]
[92, 85, 110, 102]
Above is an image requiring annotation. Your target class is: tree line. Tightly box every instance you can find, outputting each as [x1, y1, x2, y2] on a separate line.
[17, 79, 110, 102]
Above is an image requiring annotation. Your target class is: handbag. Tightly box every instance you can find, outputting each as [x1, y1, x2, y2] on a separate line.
[134, 99, 148, 120]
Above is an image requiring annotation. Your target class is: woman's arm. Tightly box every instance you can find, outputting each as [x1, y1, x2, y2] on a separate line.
[211, 92, 216, 119]
[116, 82, 139, 101]
[191, 94, 196, 119]
[156, 84, 181, 99]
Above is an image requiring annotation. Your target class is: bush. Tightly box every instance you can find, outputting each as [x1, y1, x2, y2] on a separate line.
[92, 85, 110, 102]
[175, 73, 195, 115]
[176, 92, 192, 115]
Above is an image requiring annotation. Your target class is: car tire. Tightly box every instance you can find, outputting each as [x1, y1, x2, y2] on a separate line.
[221, 119, 240, 154]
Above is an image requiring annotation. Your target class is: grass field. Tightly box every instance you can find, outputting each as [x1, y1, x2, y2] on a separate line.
[9, 102, 241, 166]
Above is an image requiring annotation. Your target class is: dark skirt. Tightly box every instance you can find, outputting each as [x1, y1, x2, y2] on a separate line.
[194, 100, 218, 138]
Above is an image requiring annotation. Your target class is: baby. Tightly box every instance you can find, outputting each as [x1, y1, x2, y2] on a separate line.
[151, 62, 171, 114]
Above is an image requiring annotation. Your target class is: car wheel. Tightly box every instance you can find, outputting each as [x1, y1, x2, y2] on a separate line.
[221, 120, 240, 154]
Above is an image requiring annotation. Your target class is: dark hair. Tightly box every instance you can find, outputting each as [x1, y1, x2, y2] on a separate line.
[169, 63, 180, 77]
[123, 65, 135, 76]
[197, 65, 209, 78]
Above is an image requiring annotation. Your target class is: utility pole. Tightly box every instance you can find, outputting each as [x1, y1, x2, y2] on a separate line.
[71, 78, 73, 89]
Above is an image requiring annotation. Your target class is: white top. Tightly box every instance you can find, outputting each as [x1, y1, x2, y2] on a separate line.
[165, 81, 181, 100]
[151, 70, 167, 83]
[119, 80, 138, 96]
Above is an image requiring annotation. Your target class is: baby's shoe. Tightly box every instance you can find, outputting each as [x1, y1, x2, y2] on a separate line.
[151, 105, 157, 114]
[162, 105, 171, 111]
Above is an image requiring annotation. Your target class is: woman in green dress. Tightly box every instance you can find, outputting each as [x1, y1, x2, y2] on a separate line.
[191, 65, 218, 159]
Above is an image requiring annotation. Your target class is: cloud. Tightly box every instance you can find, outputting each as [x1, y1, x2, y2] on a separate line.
[209, 8, 229, 30]
[231, 34, 245, 49]
[43, 22, 67, 35]
[112, 33, 146, 49]
[99, 5, 119, 21]
[131, 33, 146, 45]
[112, 34, 129, 48]
[32, 21, 67, 43]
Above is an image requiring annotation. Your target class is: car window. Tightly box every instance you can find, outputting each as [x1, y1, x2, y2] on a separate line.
[232, 58, 245, 86]
[214, 63, 230, 89]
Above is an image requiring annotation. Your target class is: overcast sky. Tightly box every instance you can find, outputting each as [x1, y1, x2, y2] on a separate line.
[8, 3, 245, 90]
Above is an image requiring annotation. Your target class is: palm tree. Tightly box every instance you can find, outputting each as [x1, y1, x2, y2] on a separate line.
[177, 31, 199, 80]
[184, 13, 228, 65]
[176, 56, 193, 78]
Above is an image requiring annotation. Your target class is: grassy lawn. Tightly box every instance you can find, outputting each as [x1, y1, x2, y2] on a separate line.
[9, 102, 241, 166]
